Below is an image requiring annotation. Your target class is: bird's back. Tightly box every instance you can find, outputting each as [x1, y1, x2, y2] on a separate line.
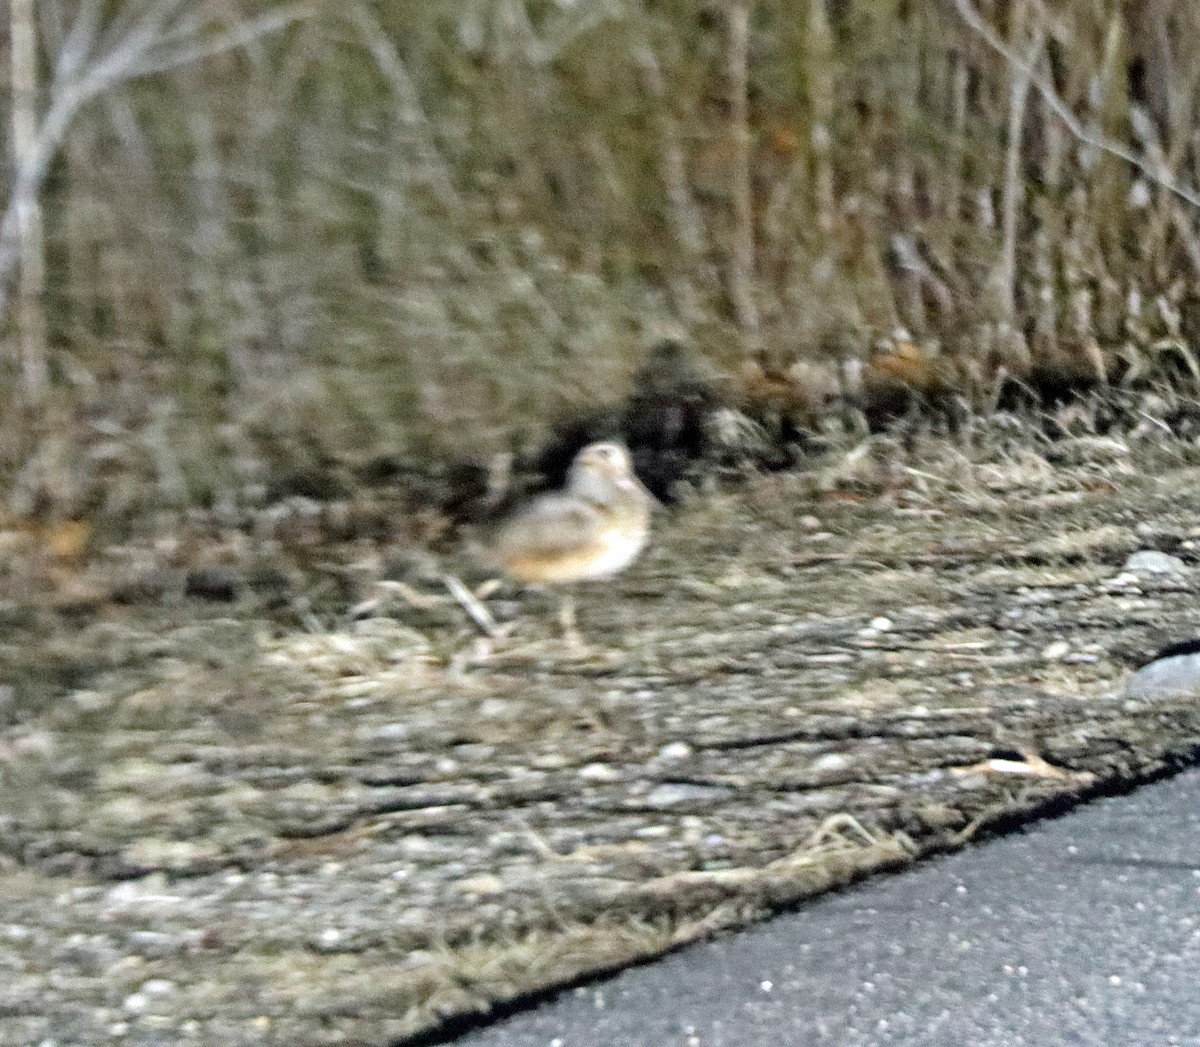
[493, 479, 650, 584]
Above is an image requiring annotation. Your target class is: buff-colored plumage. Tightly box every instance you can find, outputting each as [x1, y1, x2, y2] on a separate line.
[493, 442, 653, 586]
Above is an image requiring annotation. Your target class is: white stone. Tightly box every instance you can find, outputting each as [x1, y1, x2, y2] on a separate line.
[579, 762, 621, 782]
[1122, 550, 1184, 575]
[1106, 572, 1140, 589]
[812, 753, 852, 773]
[1041, 640, 1071, 661]
[456, 873, 504, 896]
[644, 783, 729, 808]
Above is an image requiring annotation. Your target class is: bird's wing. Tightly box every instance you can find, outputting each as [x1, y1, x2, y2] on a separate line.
[493, 494, 606, 562]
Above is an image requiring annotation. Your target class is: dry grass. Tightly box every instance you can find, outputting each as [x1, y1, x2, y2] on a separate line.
[7, 422, 1200, 1042]
[4, 0, 1200, 520]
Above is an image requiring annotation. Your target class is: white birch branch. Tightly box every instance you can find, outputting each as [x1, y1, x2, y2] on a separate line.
[0, 1, 310, 325]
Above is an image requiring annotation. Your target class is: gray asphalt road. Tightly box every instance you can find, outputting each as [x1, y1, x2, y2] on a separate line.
[445, 769, 1200, 1047]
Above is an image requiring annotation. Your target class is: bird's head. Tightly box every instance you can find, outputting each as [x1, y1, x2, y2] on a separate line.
[571, 442, 632, 479]
[566, 442, 646, 503]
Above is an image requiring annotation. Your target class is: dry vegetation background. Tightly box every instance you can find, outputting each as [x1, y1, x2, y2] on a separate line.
[13, 6, 1200, 1041]
[4, 0, 1200, 523]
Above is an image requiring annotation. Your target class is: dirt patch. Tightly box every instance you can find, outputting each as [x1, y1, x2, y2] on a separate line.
[4, 421, 1200, 1045]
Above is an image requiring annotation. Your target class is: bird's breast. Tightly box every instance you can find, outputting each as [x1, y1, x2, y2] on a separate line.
[581, 526, 648, 578]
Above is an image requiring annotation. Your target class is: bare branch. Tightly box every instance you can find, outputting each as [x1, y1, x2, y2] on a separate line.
[11, 0, 48, 398]
[0, 1, 312, 324]
[347, 0, 566, 337]
[951, 0, 1200, 210]
[726, 1, 760, 338]
[995, 8, 1044, 322]
[53, 0, 105, 81]
[346, 2, 461, 212]
[135, 7, 311, 77]
[635, 47, 705, 257]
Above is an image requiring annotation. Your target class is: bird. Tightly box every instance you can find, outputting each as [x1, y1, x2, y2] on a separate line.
[490, 441, 654, 647]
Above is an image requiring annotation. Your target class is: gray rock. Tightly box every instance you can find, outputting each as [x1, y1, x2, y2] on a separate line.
[1124, 653, 1200, 701]
[643, 783, 731, 809]
[1121, 550, 1184, 575]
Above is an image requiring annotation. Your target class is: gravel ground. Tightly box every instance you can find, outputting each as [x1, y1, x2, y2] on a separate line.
[4, 426, 1200, 1045]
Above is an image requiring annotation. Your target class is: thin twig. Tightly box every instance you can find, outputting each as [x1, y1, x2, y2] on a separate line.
[0, 2, 309, 322]
[995, 5, 1044, 322]
[635, 45, 707, 322]
[443, 574, 500, 637]
[347, 0, 566, 339]
[951, 0, 1200, 210]
[725, 1, 759, 338]
[635, 47, 705, 257]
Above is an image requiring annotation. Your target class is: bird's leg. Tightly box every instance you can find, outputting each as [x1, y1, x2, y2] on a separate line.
[558, 593, 586, 652]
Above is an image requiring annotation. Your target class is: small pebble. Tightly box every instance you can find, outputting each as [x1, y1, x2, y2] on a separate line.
[456, 873, 504, 896]
[869, 616, 894, 632]
[1122, 550, 1184, 575]
[644, 783, 729, 808]
[657, 742, 693, 762]
[1106, 572, 1141, 589]
[1042, 640, 1071, 662]
[579, 762, 621, 782]
[71, 690, 112, 713]
[477, 698, 508, 718]
[140, 980, 175, 997]
[812, 753, 852, 774]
